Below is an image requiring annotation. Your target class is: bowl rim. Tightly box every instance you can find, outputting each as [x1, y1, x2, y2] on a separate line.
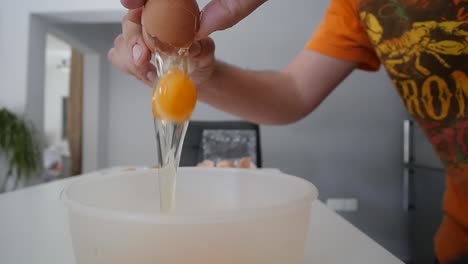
[60, 167, 319, 224]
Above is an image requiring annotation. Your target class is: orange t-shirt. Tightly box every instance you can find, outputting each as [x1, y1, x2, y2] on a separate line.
[306, 0, 468, 263]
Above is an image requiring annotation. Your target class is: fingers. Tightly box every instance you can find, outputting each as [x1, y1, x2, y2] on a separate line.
[110, 0, 156, 86]
[108, 35, 131, 75]
[122, 12, 152, 67]
[108, 17, 156, 86]
[108, 31, 156, 86]
[196, 0, 267, 39]
[127, 7, 143, 24]
[121, 0, 146, 9]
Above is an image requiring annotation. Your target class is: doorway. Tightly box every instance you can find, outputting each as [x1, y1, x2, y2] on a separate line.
[43, 33, 84, 180]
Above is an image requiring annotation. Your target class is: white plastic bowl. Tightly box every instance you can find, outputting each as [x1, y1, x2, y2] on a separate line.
[61, 167, 318, 264]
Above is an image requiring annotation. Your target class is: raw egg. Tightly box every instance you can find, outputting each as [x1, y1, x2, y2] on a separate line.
[142, 0, 200, 52]
[152, 68, 197, 122]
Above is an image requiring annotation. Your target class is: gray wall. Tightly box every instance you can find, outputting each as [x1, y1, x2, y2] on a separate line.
[21, 0, 409, 260]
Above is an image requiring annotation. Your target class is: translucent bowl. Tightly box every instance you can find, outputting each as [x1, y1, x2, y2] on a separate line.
[61, 167, 318, 264]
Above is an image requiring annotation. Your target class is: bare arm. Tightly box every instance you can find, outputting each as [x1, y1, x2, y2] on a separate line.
[108, 8, 357, 124]
[198, 50, 357, 125]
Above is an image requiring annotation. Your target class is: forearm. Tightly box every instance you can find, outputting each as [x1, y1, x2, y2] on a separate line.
[197, 61, 309, 125]
[197, 51, 357, 124]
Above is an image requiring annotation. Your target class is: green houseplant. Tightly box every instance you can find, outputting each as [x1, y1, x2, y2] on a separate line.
[0, 108, 41, 192]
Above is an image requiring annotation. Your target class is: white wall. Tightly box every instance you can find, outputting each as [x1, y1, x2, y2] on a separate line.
[1, 0, 409, 260]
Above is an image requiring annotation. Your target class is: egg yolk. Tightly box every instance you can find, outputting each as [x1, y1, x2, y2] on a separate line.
[152, 68, 197, 122]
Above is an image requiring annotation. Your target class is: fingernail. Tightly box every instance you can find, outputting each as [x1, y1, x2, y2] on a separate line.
[147, 71, 157, 83]
[190, 42, 201, 57]
[132, 45, 142, 63]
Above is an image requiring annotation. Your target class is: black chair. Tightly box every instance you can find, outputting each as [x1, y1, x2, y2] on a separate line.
[180, 121, 262, 167]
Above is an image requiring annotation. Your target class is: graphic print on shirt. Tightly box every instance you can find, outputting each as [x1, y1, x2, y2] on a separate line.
[358, 0, 468, 169]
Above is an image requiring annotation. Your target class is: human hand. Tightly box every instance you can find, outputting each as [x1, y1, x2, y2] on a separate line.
[110, 0, 268, 86]
[108, 7, 216, 86]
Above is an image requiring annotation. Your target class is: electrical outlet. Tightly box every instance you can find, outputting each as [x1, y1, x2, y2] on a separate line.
[343, 198, 358, 211]
[326, 198, 359, 212]
[326, 198, 343, 211]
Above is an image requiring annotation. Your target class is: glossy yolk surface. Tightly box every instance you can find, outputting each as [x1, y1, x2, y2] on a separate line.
[152, 68, 197, 122]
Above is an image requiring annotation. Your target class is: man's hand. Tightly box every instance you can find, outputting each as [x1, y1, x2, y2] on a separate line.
[109, 0, 266, 86]
[108, 7, 216, 86]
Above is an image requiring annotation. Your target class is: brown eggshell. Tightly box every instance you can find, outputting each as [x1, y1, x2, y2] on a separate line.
[143, 26, 174, 53]
[216, 160, 235, 168]
[142, 0, 199, 51]
[196, 160, 215, 168]
[237, 157, 257, 169]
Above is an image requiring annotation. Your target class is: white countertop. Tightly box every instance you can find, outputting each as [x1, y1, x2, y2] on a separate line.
[0, 168, 403, 264]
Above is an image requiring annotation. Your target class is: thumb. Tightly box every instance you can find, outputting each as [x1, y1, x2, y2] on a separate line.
[196, 0, 267, 39]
